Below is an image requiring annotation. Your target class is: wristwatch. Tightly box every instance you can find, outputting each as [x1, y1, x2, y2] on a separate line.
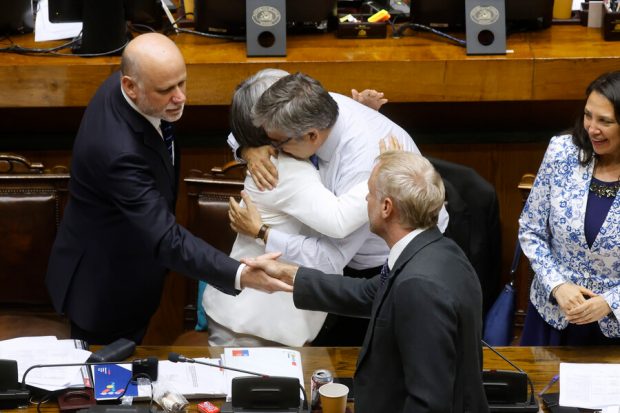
[256, 224, 269, 242]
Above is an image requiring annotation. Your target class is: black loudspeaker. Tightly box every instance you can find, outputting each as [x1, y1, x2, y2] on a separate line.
[465, 0, 506, 55]
[0, 359, 30, 409]
[0, 0, 34, 34]
[131, 357, 158, 381]
[245, 0, 287, 57]
[231, 376, 300, 409]
[483, 370, 529, 404]
[126, 0, 163, 29]
[87, 338, 136, 363]
[0, 359, 18, 390]
[78, 0, 128, 55]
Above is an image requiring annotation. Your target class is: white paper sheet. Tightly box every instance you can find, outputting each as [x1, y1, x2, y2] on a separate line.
[157, 359, 227, 398]
[0, 336, 92, 391]
[560, 363, 620, 409]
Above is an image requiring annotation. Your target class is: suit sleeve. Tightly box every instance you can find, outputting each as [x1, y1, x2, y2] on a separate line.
[106, 151, 239, 293]
[395, 277, 457, 413]
[293, 268, 377, 317]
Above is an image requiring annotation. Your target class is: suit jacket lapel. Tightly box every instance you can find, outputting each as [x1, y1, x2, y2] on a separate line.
[114, 85, 176, 184]
[356, 227, 444, 369]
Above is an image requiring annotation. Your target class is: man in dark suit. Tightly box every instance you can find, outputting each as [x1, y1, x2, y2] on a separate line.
[45, 33, 290, 345]
[244, 151, 488, 413]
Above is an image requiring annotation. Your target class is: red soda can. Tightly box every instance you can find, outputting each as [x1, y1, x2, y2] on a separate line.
[310, 369, 333, 410]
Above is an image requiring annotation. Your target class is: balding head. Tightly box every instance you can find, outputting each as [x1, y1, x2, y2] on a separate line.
[120, 33, 187, 122]
[121, 33, 185, 84]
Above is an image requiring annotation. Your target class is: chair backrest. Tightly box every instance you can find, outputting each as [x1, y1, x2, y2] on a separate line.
[182, 161, 245, 329]
[0, 153, 70, 339]
[513, 173, 535, 332]
[427, 156, 502, 316]
[0, 154, 69, 307]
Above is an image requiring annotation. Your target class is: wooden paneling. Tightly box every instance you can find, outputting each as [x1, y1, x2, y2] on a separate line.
[1, 24, 619, 107]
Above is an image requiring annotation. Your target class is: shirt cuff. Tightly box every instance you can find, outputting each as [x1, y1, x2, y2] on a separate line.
[265, 228, 287, 254]
[235, 263, 245, 290]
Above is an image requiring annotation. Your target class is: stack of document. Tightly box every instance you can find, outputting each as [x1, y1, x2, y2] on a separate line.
[560, 363, 620, 411]
[92, 359, 228, 401]
[0, 336, 91, 391]
[91, 348, 304, 401]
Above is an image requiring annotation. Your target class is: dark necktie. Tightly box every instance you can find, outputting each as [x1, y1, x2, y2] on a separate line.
[380, 259, 390, 286]
[160, 120, 175, 165]
[309, 154, 319, 170]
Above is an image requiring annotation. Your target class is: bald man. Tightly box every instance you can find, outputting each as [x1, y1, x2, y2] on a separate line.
[46, 33, 289, 345]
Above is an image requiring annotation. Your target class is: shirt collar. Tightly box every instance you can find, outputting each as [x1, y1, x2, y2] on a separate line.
[388, 228, 427, 270]
[121, 84, 162, 136]
[315, 97, 342, 163]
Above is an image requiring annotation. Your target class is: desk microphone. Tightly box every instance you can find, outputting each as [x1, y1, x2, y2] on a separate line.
[168, 352, 308, 412]
[168, 352, 267, 377]
[21, 357, 159, 389]
[481, 340, 537, 409]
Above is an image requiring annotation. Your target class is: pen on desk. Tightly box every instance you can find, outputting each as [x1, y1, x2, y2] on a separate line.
[539, 374, 559, 396]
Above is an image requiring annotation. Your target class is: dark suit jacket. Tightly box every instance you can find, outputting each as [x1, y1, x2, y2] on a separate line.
[294, 227, 489, 413]
[46, 72, 239, 335]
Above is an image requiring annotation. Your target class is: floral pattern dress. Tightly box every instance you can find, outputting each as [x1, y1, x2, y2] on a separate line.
[519, 135, 620, 337]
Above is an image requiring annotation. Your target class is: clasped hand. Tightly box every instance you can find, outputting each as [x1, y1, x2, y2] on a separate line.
[239, 252, 298, 293]
[239, 252, 294, 293]
[553, 283, 611, 324]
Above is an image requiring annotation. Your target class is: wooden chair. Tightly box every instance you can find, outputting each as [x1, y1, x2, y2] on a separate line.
[512, 173, 535, 338]
[173, 161, 245, 346]
[0, 154, 71, 339]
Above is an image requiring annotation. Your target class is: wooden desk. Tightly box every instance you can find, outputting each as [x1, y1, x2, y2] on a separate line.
[14, 346, 620, 412]
[1, 24, 619, 108]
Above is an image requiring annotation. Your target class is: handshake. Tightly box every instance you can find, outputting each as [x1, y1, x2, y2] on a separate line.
[238, 252, 299, 293]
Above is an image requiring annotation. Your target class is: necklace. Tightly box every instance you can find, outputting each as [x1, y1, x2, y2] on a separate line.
[591, 159, 620, 198]
[590, 178, 620, 198]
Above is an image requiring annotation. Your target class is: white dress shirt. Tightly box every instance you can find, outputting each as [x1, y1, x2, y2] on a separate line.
[389, 228, 427, 270]
[267, 93, 449, 273]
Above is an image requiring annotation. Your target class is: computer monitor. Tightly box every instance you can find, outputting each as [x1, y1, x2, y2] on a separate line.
[0, 0, 34, 34]
[48, 0, 164, 28]
[410, 0, 553, 32]
[194, 0, 337, 35]
[46, 0, 168, 54]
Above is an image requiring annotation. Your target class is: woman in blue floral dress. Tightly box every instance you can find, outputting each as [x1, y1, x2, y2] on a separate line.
[519, 71, 620, 345]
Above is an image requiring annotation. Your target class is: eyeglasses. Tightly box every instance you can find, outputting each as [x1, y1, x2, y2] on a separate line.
[269, 136, 294, 150]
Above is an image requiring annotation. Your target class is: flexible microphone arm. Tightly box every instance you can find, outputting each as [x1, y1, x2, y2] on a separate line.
[481, 340, 535, 403]
[21, 361, 125, 389]
[167, 352, 268, 377]
[21, 358, 158, 389]
[481, 339, 525, 373]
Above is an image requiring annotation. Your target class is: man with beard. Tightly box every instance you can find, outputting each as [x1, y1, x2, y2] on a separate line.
[45, 33, 289, 345]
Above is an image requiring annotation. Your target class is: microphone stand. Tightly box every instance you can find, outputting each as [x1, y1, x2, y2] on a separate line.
[21, 361, 131, 389]
[168, 353, 309, 412]
[168, 354, 267, 377]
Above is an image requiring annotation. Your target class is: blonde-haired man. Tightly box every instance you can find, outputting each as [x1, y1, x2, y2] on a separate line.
[245, 151, 489, 413]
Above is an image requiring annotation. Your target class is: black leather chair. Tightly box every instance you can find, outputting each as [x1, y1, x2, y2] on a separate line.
[428, 157, 502, 316]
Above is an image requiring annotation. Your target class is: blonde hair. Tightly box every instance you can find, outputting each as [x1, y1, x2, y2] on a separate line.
[374, 151, 445, 229]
